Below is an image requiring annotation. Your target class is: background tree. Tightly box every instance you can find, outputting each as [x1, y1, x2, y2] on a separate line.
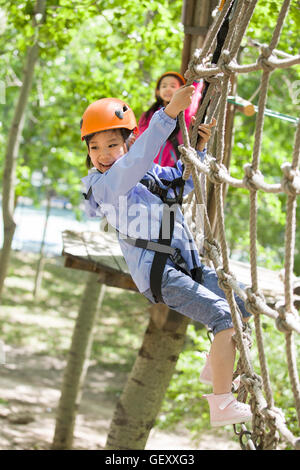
[0, 0, 93, 300]
[0, 0, 47, 301]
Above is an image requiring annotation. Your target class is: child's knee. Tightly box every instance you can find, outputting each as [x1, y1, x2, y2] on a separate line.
[211, 317, 233, 336]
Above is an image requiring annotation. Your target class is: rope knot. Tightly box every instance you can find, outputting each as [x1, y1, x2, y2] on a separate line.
[178, 144, 197, 180]
[203, 238, 221, 258]
[208, 158, 228, 184]
[184, 68, 195, 82]
[257, 46, 276, 72]
[216, 266, 234, 292]
[186, 51, 213, 82]
[241, 372, 263, 392]
[243, 163, 264, 191]
[219, 50, 234, 76]
[275, 303, 298, 333]
[280, 162, 300, 196]
[245, 287, 265, 316]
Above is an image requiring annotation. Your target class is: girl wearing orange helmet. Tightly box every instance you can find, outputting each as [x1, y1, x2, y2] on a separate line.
[80, 97, 138, 172]
[81, 88, 252, 429]
[138, 71, 204, 167]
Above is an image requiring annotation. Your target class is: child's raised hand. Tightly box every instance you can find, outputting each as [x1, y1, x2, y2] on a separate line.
[164, 85, 195, 120]
[191, 117, 217, 151]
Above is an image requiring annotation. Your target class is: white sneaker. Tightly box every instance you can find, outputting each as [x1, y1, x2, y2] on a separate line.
[203, 393, 252, 427]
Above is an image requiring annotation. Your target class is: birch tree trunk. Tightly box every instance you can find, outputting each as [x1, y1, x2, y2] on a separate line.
[52, 273, 105, 450]
[105, 311, 189, 450]
[0, 0, 46, 301]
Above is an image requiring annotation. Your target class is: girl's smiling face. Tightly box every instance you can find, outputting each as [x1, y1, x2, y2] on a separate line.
[88, 129, 127, 173]
[158, 75, 182, 106]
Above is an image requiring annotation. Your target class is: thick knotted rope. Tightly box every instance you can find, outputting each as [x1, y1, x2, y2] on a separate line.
[281, 162, 300, 196]
[179, 0, 300, 450]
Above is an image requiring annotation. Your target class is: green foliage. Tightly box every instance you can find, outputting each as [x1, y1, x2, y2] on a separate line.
[0, 0, 183, 213]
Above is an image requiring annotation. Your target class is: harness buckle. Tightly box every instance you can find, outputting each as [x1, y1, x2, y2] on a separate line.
[170, 248, 185, 267]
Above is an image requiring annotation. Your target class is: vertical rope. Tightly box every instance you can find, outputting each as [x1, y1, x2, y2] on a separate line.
[285, 332, 300, 424]
[282, 119, 300, 425]
[176, 0, 300, 450]
[229, 0, 258, 59]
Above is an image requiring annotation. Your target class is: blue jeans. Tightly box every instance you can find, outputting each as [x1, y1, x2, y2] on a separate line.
[143, 265, 251, 335]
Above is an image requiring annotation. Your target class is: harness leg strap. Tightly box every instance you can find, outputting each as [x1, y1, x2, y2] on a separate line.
[150, 205, 175, 303]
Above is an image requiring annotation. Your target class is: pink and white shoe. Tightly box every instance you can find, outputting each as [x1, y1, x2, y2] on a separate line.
[199, 354, 240, 390]
[203, 393, 252, 427]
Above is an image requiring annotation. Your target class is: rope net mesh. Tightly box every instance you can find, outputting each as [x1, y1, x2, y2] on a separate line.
[178, 0, 300, 450]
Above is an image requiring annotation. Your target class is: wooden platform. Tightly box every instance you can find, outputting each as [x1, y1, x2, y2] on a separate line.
[62, 229, 300, 307]
[62, 229, 137, 291]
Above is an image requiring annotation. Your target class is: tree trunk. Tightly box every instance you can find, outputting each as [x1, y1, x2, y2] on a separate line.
[52, 274, 106, 450]
[33, 191, 53, 298]
[0, 0, 46, 301]
[105, 311, 189, 450]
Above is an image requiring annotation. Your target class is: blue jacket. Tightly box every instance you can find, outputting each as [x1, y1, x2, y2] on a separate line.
[82, 108, 205, 293]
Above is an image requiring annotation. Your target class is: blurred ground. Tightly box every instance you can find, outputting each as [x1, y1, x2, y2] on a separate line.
[0, 345, 239, 451]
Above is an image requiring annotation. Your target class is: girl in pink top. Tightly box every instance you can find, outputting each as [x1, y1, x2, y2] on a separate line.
[138, 71, 204, 167]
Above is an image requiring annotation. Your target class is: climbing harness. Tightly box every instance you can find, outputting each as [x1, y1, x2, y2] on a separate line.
[128, 172, 203, 303]
[83, 170, 203, 303]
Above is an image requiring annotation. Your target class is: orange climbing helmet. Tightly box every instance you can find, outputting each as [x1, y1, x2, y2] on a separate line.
[80, 97, 138, 141]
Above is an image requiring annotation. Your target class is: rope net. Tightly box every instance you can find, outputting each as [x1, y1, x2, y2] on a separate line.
[178, 0, 300, 450]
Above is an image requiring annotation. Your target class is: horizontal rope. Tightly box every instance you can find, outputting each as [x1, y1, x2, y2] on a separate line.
[179, 146, 300, 195]
[186, 49, 300, 79]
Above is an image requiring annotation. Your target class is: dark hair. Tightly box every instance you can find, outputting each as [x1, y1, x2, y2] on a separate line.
[142, 97, 180, 142]
[84, 128, 132, 169]
[144, 96, 164, 121]
[143, 99, 180, 143]
[84, 132, 96, 169]
[143, 73, 183, 139]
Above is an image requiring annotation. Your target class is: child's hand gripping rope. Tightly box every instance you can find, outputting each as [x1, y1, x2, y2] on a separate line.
[191, 116, 217, 152]
[164, 85, 196, 119]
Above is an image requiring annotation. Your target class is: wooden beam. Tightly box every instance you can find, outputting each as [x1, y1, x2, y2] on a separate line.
[64, 254, 137, 291]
